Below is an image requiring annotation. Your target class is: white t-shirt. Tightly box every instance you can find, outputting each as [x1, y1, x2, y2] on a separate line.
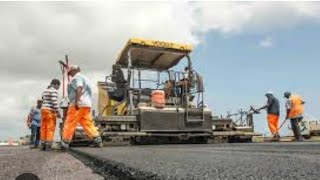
[68, 72, 92, 107]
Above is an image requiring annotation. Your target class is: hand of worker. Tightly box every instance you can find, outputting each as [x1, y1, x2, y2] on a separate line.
[75, 103, 80, 111]
[27, 121, 31, 128]
[250, 106, 259, 113]
[57, 112, 62, 119]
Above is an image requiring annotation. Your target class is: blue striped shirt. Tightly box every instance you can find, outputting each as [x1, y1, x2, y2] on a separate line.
[41, 86, 59, 111]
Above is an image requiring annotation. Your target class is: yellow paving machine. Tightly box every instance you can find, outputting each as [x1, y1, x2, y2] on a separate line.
[94, 38, 212, 144]
[66, 38, 261, 145]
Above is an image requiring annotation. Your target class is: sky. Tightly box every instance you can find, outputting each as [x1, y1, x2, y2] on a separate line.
[1, 1, 320, 140]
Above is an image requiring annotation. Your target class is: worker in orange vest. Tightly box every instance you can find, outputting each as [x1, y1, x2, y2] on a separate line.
[255, 91, 280, 140]
[284, 91, 305, 142]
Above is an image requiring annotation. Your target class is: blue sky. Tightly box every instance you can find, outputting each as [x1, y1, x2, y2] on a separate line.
[192, 24, 320, 135]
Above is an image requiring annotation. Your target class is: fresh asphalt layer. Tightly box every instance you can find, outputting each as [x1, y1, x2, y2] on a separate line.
[73, 142, 320, 180]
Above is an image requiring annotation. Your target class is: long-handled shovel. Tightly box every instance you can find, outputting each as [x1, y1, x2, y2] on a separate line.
[278, 118, 289, 131]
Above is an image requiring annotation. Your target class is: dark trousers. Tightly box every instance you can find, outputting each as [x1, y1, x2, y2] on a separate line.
[30, 125, 40, 146]
[290, 117, 303, 141]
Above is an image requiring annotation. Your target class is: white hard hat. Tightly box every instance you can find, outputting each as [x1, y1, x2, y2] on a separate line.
[266, 91, 273, 95]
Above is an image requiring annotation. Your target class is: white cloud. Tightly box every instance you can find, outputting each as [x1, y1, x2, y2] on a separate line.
[0, 1, 197, 139]
[1, 1, 320, 139]
[259, 37, 273, 48]
[192, 2, 320, 35]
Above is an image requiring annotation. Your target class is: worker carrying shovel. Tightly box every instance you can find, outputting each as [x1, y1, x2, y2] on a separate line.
[253, 91, 280, 140]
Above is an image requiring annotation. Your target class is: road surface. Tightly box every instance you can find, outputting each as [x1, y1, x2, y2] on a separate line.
[0, 146, 104, 180]
[73, 142, 320, 180]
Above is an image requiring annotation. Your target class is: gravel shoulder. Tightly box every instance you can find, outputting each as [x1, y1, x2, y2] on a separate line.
[0, 146, 104, 180]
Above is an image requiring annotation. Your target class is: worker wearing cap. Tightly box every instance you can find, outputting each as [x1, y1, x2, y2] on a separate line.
[284, 91, 305, 142]
[41, 79, 61, 151]
[27, 99, 42, 148]
[60, 65, 102, 149]
[256, 91, 280, 139]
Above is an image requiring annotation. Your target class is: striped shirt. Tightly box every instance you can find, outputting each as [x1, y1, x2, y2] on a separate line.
[41, 86, 59, 111]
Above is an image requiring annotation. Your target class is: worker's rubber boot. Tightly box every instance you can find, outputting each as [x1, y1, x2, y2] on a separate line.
[51, 141, 68, 151]
[35, 140, 40, 148]
[40, 143, 46, 151]
[44, 143, 52, 151]
[59, 140, 69, 151]
[273, 133, 280, 141]
[89, 136, 103, 148]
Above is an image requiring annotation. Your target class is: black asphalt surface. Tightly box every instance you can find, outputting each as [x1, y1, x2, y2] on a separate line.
[74, 142, 320, 180]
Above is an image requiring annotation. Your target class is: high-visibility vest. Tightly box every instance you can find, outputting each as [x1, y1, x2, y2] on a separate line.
[288, 94, 304, 118]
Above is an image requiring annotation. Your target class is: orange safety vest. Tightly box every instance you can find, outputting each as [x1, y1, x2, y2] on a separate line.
[288, 94, 304, 118]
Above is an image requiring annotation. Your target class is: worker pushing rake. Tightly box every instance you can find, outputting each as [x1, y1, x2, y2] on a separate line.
[252, 91, 281, 141]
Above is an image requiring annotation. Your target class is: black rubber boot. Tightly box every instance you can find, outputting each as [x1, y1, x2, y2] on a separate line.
[44, 143, 52, 151]
[89, 136, 103, 148]
[54, 140, 69, 151]
[271, 133, 280, 141]
[40, 143, 46, 151]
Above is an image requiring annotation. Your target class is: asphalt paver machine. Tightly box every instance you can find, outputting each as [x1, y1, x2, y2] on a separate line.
[95, 38, 213, 144]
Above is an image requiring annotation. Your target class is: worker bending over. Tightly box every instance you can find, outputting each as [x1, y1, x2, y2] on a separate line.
[41, 79, 61, 151]
[284, 92, 305, 142]
[27, 99, 42, 148]
[256, 91, 280, 139]
[60, 65, 103, 150]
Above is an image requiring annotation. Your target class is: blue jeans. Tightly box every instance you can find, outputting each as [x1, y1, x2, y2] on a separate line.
[30, 125, 40, 146]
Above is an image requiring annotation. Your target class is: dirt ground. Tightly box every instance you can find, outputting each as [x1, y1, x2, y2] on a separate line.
[0, 146, 104, 180]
